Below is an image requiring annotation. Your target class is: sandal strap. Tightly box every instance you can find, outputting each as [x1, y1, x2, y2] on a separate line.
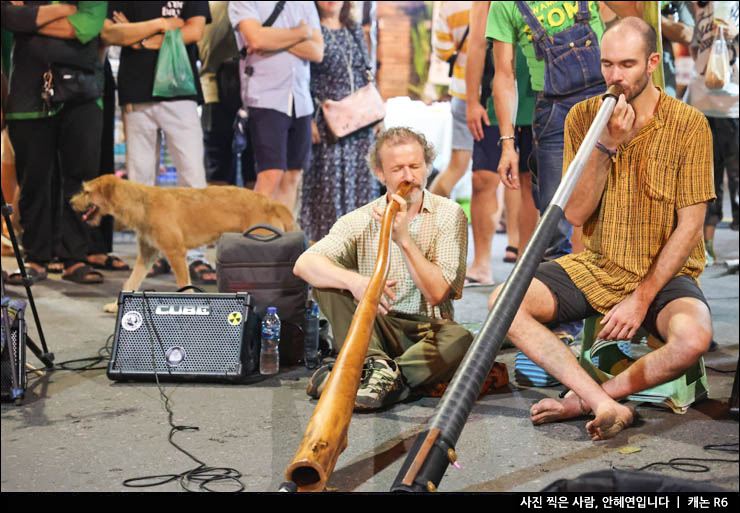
[189, 260, 215, 274]
[63, 264, 103, 283]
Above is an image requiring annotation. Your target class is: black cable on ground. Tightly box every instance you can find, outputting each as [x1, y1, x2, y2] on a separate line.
[121, 291, 245, 492]
[23, 334, 114, 378]
[615, 443, 739, 474]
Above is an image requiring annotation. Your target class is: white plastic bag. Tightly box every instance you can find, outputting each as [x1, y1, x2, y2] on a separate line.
[704, 26, 731, 90]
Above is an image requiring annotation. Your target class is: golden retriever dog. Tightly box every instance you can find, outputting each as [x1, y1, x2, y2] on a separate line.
[70, 175, 296, 312]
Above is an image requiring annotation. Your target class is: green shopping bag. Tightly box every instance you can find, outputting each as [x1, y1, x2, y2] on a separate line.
[152, 29, 197, 98]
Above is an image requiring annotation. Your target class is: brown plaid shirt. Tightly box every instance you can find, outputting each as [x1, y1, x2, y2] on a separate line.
[307, 191, 469, 319]
[557, 90, 715, 313]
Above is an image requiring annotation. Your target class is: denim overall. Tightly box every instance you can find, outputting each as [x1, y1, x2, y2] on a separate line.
[516, 1, 605, 260]
[515, 1, 605, 362]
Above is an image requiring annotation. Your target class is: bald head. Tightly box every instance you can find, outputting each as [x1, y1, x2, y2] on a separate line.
[602, 16, 658, 58]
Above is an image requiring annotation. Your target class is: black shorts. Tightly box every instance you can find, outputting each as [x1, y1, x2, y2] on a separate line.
[472, 124, 533, 175]
[247, 106, 312, 172]
[533, 261, 709, 341]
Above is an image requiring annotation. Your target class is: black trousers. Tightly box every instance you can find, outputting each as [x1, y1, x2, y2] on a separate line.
[8, 100, 103, 266]
[705, 117, 739, 227]
[201, 101, 256, 185]
[87, 59, 116, 256]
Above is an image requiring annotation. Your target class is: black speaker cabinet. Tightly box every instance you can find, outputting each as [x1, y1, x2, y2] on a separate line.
[1, 300, 27, 402]
[730, 359, 739, 421]
[108, 291, 259, 383]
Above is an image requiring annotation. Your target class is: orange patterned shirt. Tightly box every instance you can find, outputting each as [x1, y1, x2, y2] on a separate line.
[556, 90, 715, 313]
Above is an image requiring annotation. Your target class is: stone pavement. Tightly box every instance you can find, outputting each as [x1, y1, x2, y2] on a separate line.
[1, 196, 737, 494]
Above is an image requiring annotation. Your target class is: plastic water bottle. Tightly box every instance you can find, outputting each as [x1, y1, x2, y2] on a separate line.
[260, 307, 280, 375]
[304, 299, 321, 370]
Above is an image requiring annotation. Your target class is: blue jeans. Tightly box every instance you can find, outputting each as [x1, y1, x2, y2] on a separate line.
[531, 83, 605, 260]
[530, 83, 605, 336]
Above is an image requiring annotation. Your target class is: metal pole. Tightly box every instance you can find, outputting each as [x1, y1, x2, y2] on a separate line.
[390, 84, 624, 493]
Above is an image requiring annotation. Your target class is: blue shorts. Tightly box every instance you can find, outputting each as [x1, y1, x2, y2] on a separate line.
[248, 107, 312, 172]
[472, 124, 533, 174]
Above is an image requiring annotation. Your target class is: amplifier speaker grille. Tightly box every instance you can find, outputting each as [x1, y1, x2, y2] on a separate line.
[109, 292, 256, 382]
[1, 302, 27, 401]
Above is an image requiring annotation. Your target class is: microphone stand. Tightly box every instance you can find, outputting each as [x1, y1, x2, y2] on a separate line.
[1, 188, 54, 370]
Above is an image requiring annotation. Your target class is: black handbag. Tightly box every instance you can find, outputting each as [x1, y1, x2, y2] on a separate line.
[45, 63, 101, 106]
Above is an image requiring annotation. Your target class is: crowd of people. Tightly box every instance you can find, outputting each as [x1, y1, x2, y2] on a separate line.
[1, 1, 738, 439]
[0, 0, 379, 285]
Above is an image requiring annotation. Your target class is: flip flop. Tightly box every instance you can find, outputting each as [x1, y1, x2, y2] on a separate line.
[47, 257, 64, 274]
[6, 265, 48, 286]
[464, 276, 494, 288]
[503, 246, 518, 263]
[62, 264, 104, 284]
[147, 257, 171, 277]
[189, 260, 217, 285]
[87, 254, 131, 271]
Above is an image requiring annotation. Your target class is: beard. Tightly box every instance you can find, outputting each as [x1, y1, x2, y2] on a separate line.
[625, 65, 651, 102]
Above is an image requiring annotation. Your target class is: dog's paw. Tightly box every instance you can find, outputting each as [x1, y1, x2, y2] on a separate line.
[103, 301, 118, 313]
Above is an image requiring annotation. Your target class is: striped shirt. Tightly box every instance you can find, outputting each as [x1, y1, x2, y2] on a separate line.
[556, 90, 715, 313]
[307, 191, 469, 320]
[432, 1, 472, 99]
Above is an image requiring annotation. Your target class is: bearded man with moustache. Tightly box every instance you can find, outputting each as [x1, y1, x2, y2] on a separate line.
[487, 17, 715, 440]
[293, 127, 473, 411]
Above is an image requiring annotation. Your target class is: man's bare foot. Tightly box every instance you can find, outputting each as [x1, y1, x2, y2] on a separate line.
[530, 391, 589, 424]
[586, 403, 634, 441]
[531, 392, 634, 440]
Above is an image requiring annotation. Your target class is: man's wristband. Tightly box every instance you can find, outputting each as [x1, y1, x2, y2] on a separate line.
[497, 135, 515, 147]
[595, 141, 618, 159]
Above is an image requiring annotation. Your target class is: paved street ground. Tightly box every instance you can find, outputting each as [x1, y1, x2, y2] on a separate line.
[1, 189, 738, 494]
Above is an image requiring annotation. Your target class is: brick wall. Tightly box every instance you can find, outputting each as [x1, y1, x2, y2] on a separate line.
[376, 1, 426, 100]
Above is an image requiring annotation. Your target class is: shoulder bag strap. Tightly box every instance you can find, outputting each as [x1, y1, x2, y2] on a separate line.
[239, 0, 286, 58]
[264, 1, 286, 27]
[345, 27, 375, 77]
[346, 25, 374, 82]
[456, 25, 470, 53]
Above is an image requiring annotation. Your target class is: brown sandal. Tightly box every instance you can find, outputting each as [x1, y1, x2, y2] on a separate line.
[147, 257, 171, 277]
[62, 264, 104, 284]
[6, 265, 48, 286]
[48, 257, 64, 274]
[87, 254, 130, 271]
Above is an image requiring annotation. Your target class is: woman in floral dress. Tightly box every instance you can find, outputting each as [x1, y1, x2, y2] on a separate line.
[301, 1, 380, 241]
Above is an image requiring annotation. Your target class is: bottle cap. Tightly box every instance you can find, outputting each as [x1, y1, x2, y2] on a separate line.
[267, 307, 277, 314]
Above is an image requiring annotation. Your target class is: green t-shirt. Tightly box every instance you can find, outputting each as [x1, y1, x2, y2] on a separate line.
[66, 1, 107, 45]
[486, 1, 605, 92]
[486, 45, 536, 126]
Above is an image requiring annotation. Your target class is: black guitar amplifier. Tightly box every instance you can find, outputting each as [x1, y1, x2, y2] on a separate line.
[1, 299, 27, 402]
[730, 359, 739, 421]
[108, 291, 259, 383]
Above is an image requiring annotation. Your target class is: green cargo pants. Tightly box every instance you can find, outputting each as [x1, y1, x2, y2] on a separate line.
[313, 288, 473, 388]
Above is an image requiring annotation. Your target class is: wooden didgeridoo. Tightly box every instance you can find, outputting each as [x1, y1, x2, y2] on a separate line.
[283, 182, 415, 492]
